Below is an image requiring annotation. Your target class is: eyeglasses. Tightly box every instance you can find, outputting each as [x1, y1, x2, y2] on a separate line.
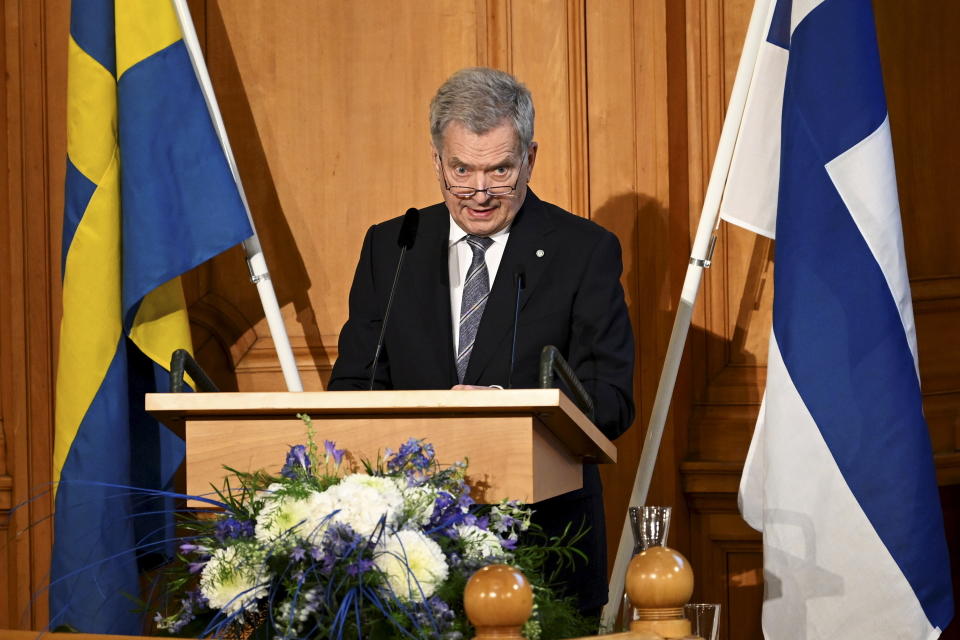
[437, 153, 527, 199]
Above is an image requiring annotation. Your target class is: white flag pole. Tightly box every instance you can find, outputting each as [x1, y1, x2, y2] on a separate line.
[171, 0, 303, 392]
[600, 0, 773, 629]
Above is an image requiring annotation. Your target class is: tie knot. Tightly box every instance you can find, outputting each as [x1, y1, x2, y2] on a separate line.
[465, 235, 494, 254]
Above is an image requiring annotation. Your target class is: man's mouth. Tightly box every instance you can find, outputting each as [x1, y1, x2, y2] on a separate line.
[467, 206, 496, 216]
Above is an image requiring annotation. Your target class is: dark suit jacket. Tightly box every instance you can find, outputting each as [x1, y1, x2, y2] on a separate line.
[329, 190, 635, 609]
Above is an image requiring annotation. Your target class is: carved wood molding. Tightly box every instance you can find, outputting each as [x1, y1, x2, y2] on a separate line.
[913, 276, 960, 313]
[936, 452, 960, 486]
[683, 0, 726, 226]
[681, 460, 743, 504]
[477, 0, 589, 217]
[234, 335, 336, 377]
[0, 475, 11, 512]
[189, 292, 259, 366]
[564, 0, 589, 217]
[188, 292, 338, 391]
[476, 0, 512, 71]
[682, 454, 960, 508]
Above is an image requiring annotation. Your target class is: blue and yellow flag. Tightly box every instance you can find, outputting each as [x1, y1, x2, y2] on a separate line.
[54, 1, 252, 631]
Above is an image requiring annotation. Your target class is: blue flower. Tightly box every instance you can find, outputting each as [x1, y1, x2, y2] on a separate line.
[214, 517, 254, 543]
[461, 514, 489, 530]
[429, 490, 473, 536]
[346, 557, 374, 576]
[280, 444, 312, 478]
[324, 440, 345, 465]
[457, 487, 475, 510]
[386, 438, 436, 475]
[411, 595, 457, 633]
[318, 551, 337, 575]
[156, 588, 208, 633]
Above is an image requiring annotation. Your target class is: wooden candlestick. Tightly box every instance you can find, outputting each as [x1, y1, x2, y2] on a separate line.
[624, 546, 694, 638]
[464, 564, 534, 639]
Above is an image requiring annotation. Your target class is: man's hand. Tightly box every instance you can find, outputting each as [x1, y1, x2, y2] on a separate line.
[451, 384, 503, 390]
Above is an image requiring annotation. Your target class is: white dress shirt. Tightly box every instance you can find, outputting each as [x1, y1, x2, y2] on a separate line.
[448, 215, 511, 355]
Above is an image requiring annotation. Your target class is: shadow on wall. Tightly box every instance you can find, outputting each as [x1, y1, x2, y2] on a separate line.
[591, 190, 772, 638]
[183, 3, 326, 392]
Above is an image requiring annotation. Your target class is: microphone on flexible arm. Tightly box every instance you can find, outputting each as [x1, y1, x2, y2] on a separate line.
[369, 207, 420, 390]
[507, 267, 526, 389]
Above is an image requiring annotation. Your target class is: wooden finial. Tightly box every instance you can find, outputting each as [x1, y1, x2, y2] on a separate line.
[625, 546, 694, 608]
[464, 564, 533, 639]
[625, 546, 695, 638]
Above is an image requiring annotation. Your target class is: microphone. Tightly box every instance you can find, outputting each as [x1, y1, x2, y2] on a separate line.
[369, 208, 420, 389]
[507, 267, 526, 389]
[397, 206, 419, 249]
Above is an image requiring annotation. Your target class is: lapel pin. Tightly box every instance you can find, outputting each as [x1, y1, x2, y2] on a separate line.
[536, 249, 545, 258]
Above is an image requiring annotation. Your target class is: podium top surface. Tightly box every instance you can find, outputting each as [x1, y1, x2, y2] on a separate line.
[146, 389, 616, 464]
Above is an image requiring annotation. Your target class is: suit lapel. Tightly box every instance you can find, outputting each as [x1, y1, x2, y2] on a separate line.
[464, 191, 557, 383]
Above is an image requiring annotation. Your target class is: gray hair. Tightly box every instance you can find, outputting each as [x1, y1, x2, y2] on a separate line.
[429, 67, 535, 154]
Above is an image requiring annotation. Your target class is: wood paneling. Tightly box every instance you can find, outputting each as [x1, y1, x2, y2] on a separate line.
[585, 0, 695, 561]
[1, 0, 65, 629]
[1, 0, 958, 636]
[875, 0, 960, 281]
[510, 0, 588, 215]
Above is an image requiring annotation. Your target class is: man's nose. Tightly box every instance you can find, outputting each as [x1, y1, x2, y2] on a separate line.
[470, 175, 493, 203]
[471, 187, 493, 204]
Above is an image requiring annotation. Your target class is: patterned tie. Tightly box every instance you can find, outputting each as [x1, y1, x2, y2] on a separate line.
[457, 235, 495, 383]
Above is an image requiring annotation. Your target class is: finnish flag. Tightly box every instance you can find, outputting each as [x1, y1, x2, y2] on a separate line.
[722, 0, 954, 637]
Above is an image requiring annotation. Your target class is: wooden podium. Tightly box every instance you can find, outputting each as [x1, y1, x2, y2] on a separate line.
[146, 389, 616, 504]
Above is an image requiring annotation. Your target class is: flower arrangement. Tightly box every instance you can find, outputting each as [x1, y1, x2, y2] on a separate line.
[153, 415, 594, 639]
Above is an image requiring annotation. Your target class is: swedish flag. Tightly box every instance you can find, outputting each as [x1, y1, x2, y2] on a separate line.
[54, 1, 252, 631]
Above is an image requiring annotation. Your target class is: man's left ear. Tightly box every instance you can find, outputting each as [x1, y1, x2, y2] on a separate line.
[431, 146, 441, 179]
[526, 142, 539, 177]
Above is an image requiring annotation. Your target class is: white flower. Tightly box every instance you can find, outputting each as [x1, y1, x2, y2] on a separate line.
[490, 501, 532, 534]
[254, 474, 407, 546]
[401, 485, 437, 527]
[255, 489, 331, 544]
[320, 474, 406, 538]
[339, 473, 405, 496]
[455, 524, 504, 562]
[375, 530, 449, 600]
[200, 544, 270, 615]
[304, 489, 342, 537]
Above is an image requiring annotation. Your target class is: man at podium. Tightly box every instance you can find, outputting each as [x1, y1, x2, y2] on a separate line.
[329, 67, 634, 614]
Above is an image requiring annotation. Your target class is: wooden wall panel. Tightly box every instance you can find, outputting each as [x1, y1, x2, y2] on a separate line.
[585, 0, 695, 561]
[1, 0, 66, 629]
[0, 0, 957, 635]
[875, 0, 960, 473]
[875, 0, 960, 281]
[509, 0, 588, 215]
[1, 1, 11, 623]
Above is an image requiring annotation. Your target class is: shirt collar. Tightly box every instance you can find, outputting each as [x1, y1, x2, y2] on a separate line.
[448, 214, 511, 247]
